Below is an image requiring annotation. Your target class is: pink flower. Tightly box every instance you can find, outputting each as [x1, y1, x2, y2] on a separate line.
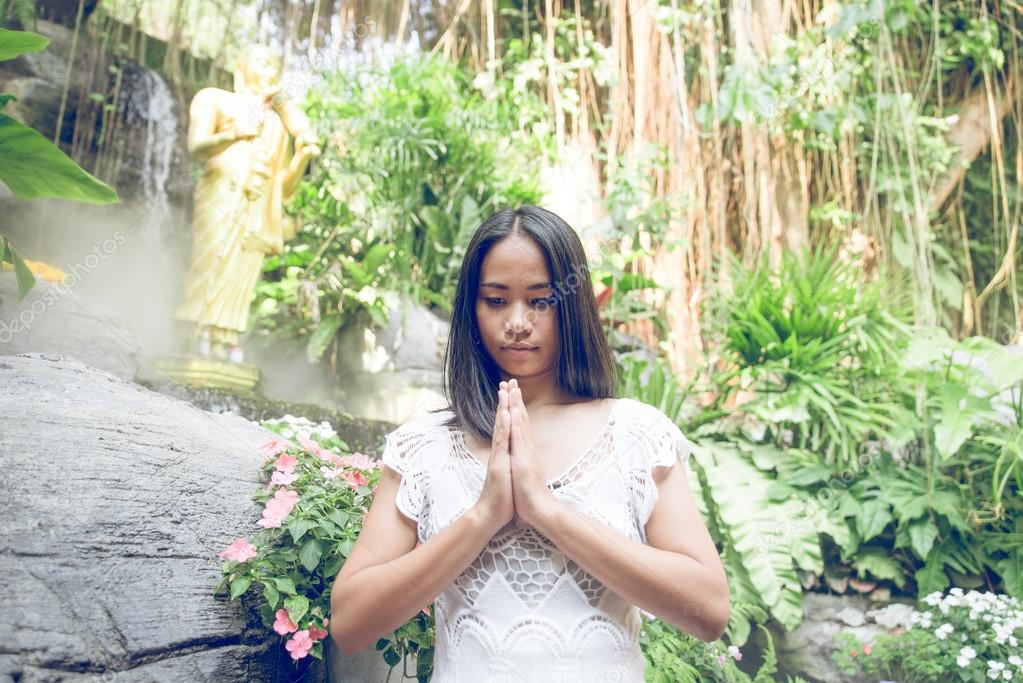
[285, 629, 314, 660]
[260, 438, 292, 464]
[716, 654, 726, 666]
[344, 470, 369, 489]
[727, 645, 742, 661]
[257, 489, 300, 528]
[218, 537, 258, 562]
[274, 488, 299, 508]
[341, 452, 377, 470]
[270, 470, 299, 487]
[273, 608, 297, 635]
[274, 453, 298, 474]
[308, 624, 328, 641]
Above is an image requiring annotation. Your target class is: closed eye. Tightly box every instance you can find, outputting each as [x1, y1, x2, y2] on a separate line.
[484, 297, 556, 307]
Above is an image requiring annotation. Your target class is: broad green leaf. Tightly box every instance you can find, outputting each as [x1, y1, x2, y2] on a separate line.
[0, 93, 15, 109]
[857, 500, 892, 543]
[263, 581, 280, 609]
[0, 29, 49, 61]
[999, 549, 1022, 598]
[0, 114, 118, 203]
[274, 577, 297, 595]
[1, 238, 35, 299]
[934, 410, 973, 460]
[288, 518, 317, 544]
[229, 575, 253, 599]
[908, 519, 937, 556]
[284, 594, 309, 624]
[328, 509, 351, 528]
[915, 547, 950, 596]
[855, 548, 905, 587]
[299, 538, 323, 571]
[306, 314, 343, 362]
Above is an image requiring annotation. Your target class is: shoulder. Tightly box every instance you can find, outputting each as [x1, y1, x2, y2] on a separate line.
[191, 87, 228, 106]
[614, 398, 691, 467]
[380, 408, 454, 474]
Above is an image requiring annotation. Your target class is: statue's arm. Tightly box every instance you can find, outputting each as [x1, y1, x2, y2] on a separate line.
[278, 102, 321, 200]
[187, 89, 243, 160]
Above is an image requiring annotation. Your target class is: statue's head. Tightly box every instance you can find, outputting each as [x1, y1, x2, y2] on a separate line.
[233, 45, 282, 94]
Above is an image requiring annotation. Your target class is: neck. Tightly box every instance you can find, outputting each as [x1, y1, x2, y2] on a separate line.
[499, 369, 573, 412]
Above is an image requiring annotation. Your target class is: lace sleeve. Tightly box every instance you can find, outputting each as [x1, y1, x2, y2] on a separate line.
[634, 412, 692, 533]
[379, 424, 430, 523]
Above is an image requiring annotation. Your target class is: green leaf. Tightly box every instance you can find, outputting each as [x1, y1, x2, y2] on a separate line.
[855, 548, 905, 587]
[0, 29, 50, 61]
[263, 581, 280, 609]
[274, 577, 298, 595]
[229, 575, 253, 599]
[0, 93, 16, 110]
[907, 518, 938, 559]
[338, 538, 355, 557]
[327, 509, 351, 528]
[915, 547, 950, 596]
[1, 238, 36, 299]
[999, 549, 1022, 598]
[363, 242, 394, 274]
[306, 314, 344, 362]
[288, 519, 317, 544]
[299, 538, 323, 571]
[857, 500, 892, 543]
[284, 594, 309, 624]
[0, 113, 118, 203]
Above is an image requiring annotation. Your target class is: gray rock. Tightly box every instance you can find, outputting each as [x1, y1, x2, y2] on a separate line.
[0, 353, 321, 682]
[774, 592, 916, 683]
[334, 292, 450, 423]
[867, 603, 917, 631]
[835, 605, 866, 627]
[0, 273, 140, 380]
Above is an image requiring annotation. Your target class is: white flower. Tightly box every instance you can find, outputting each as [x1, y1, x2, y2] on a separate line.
[935, 623, 955, 640]
[959, 656, 973, 668]
[1008, 655, 1021, 666]
[1001, 671, 1011, 681]
[961, 646, 977, 660]
[924, 591, 943, 606]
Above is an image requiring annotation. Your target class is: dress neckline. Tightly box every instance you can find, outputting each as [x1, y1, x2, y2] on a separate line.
[450, 398, 625, 488]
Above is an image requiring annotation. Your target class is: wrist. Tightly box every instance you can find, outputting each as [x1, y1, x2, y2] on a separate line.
[468, 501, 504, 536]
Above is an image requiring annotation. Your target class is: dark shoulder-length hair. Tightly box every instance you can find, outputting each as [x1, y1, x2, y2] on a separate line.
[434, 205, 617, 443]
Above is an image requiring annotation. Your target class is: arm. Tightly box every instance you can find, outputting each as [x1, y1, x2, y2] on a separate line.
[329, 466, 503, 655]
[531, 461, 729, 642]
[187, 88, 253, 159]
[278, 102, 320, 200]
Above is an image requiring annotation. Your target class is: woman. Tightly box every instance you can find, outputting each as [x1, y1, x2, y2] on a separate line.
[330, 205, 728, 681]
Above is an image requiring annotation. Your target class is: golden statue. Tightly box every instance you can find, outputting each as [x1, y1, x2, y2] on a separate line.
[173, 45, 321, 366]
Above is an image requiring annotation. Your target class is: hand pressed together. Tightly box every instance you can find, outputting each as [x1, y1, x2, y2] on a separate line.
[478, 378, 559, 529]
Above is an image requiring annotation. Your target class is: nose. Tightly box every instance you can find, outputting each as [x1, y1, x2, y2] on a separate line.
[503, 306, 533, 340]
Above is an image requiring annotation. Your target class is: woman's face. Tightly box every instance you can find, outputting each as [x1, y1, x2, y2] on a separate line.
[475, 234, 559, 380]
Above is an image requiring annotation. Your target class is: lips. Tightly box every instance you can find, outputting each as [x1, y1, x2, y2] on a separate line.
[501, 346, 538, 355]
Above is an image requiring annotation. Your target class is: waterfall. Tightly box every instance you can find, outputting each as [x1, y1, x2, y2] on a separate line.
[139, 70, 177, 244]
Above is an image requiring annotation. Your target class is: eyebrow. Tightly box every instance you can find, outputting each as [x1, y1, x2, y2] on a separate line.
[480, 281, 553, 290]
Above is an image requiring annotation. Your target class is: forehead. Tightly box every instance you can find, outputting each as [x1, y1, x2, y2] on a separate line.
[479, 235, 551, 285]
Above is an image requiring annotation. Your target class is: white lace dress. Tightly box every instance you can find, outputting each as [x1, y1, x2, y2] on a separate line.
[380, 397, 692, 683]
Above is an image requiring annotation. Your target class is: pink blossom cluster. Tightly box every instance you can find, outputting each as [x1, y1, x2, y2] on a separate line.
[273, 610, 329, 660]
[218, 537, 258, 562]
[258, 487, 300, 528]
